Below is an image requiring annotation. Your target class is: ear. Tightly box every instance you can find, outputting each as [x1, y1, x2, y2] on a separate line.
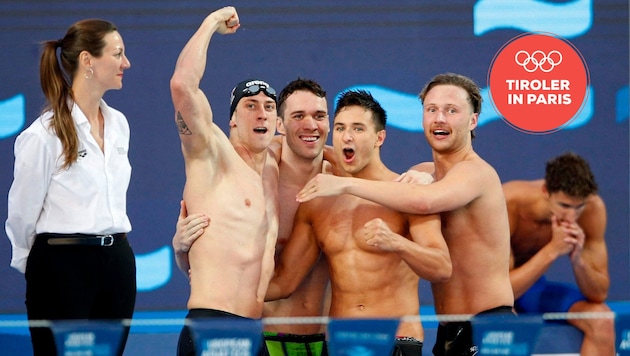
[276, 117, 286, 136]
[79, 50, 92, 69]
[469, 112, 479, 131]
[542, 183, 550, 198]
[375, 129, 386, 148]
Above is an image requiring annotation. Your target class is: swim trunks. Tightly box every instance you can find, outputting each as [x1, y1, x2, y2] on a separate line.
[392, 336, 423, 355]
[177, 308, 264, 356]
[263, 332, 328, 356]
[432, 306, 515, 356]
[515, 276, 586, 318]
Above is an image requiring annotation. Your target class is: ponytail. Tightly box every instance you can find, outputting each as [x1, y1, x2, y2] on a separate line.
[40, 38, 77, 169]
[38, 19, 116, 169]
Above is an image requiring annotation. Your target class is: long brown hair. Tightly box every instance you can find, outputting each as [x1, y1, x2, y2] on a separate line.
[39, 19, 117, 169]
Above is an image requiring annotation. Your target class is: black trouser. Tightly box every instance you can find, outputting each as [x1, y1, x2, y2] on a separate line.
[25, 233, 136, 356]
[178, 308, 265, 356]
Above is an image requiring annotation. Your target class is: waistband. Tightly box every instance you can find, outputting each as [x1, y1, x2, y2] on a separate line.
[37, 233, 127, 247]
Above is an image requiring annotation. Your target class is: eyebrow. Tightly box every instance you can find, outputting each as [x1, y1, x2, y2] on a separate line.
[292, 109, 327, 115]
[334, 122, 366, 127]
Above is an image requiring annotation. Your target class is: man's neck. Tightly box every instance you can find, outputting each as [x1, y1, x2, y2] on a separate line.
[352, 159, 396, 181]
[432, 145, 475, 179]
[235, 146, 267, 175]
[279, 148, 324, 186]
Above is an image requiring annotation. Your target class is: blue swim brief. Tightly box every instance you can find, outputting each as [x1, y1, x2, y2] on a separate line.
[515, 276, 587, 317]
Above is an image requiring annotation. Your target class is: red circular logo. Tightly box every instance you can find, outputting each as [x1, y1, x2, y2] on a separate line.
[488, 32, 590, 134]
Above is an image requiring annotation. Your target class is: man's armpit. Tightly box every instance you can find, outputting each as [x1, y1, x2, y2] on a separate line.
[176, 111, 192, 135]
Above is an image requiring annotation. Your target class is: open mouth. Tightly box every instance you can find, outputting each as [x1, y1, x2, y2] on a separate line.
[253, 127, 268, 134]
[343, 148, 355, 161]
[433, 129, 449, 136]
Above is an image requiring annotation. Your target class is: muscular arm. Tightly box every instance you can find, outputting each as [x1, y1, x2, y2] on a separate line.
[572, 196, 609, 302]
[298, 160, 485, 215]
[509, 243, 560, 299]
[505, 186, 570, 298]
[404, 214, 451, 282]
[366, 214, 451, 282]
[265, 204, 321, 301]
[169, 7, 239, 157]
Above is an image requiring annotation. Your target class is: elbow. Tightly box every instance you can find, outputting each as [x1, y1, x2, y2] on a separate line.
[425, 256, 452, 283]
[170, 74, 195, 99]
[587, 289, 608, 304]
[264, 285, 293, 302]
[435, 260, 453, 283]
[170, 76, 186, 96]
[410, 200, 433, 215]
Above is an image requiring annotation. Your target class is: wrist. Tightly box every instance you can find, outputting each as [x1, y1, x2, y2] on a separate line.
[542, 245, 560, 262]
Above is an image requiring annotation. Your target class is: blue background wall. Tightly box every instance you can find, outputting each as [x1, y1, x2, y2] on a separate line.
[0, 0, 628, 313]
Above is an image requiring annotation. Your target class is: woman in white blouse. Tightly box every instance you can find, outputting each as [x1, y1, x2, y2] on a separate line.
[5, 19, 135, 356]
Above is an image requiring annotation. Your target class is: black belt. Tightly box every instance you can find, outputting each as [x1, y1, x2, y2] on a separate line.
[38, 233, 127, 247]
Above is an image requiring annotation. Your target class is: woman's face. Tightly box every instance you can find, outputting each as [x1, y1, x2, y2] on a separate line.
[91, 31, 131, 91]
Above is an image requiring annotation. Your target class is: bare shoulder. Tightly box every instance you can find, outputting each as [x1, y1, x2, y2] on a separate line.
[268, 136, 282, 164]
[502, 180, 543, 200]
[586, 193, 606, 211]
[409, 161, 434, 173]
[579, 194, 607, 228]
[447, 156, 500, 186]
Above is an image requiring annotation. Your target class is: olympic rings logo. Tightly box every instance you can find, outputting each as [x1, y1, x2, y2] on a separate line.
[514, 50, 563, 73]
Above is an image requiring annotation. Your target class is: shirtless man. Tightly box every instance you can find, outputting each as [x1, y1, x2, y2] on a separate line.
[503, 152, 615, 356]
[263, 78, 331, 355]
[297, 73, 515, 355]
[169, 7, 279, 356]
[173, 78, 332, 356]
[267, 90, 452, 355]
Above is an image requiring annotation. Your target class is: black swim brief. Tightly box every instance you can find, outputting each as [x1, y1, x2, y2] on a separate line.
[392, 336, 423, 356]
[178, 309, 264, 356]
[432, 306, 514, 356]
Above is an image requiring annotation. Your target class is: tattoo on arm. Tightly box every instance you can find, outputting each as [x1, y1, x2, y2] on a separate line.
[176, 111, 192, 135]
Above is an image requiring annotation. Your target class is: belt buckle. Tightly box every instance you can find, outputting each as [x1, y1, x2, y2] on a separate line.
[99, 235, 114, 246]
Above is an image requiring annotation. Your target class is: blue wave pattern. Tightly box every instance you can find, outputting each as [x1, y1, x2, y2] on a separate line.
[0, 95, 25, 139]
[339, 85, 594, 132]
[135, 246, 172, 292]
[617, 85, 629, 123]
[473, 0, 593, 38]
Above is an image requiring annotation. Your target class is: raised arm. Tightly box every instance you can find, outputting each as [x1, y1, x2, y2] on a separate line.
[169, 7, 240, 157]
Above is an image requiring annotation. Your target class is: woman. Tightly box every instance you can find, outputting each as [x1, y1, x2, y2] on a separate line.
[5, 19, 136, 355]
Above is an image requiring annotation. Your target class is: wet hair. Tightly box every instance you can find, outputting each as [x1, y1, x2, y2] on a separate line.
[277, 78, 327, 119]
[39, 19, 118, 169]
[334, 89, 387, 131]
[419, 73, 482, 139]
[545, 152, 598, 198]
